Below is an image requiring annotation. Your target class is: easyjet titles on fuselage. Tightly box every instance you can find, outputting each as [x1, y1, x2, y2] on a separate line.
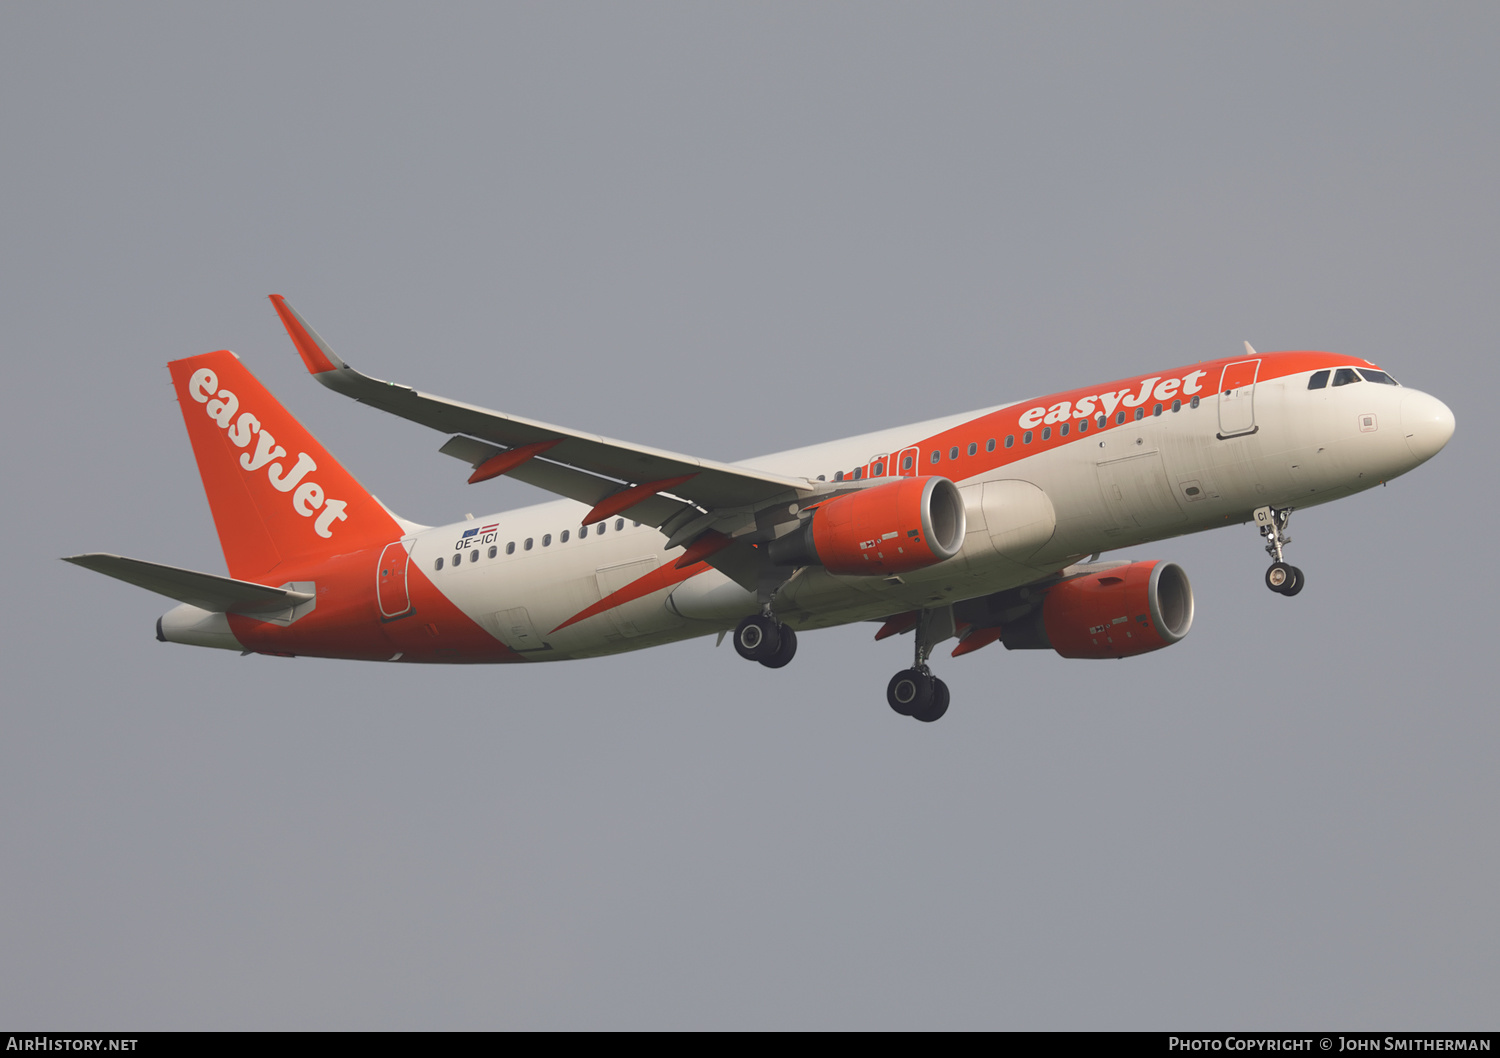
[1016, 369, 1212, 429]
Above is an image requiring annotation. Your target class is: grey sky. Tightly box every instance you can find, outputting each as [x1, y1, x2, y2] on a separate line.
[2, 3, 1495, 1029]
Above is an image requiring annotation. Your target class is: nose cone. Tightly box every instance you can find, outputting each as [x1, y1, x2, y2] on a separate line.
[1401, 390, 1456, 465]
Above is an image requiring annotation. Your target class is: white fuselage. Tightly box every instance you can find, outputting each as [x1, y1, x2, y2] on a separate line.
[407, 365, 1442, 660]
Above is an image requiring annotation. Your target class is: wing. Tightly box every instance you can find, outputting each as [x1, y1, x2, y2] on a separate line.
[269, 297, 816, 533]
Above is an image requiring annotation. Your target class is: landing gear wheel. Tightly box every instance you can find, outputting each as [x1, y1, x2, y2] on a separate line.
[734, 614, 781, 662]
[1282, 566, 1305, 596]
[1265, 562, 1296, 594]
[887, 669, 933, 717]
[912, 677, 950, 723]
[759, 625, 798, 669]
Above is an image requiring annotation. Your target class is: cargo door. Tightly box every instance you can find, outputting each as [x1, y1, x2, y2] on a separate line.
[486, 606, 548, 652]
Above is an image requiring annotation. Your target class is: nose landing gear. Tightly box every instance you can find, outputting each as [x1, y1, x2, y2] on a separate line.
[1256, 506, 1305, 596]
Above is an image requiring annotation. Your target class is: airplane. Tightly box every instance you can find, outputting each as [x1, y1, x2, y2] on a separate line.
[65, 296, 1456, 722]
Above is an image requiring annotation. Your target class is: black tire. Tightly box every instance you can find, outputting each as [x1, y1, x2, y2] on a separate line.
[913, 677, 950, 723]
[887, 669, 933, 717]
[759, 625, 798, 669]
[1265, 562, 1295, 594]
[733, 614, 781, 661]
[1282, 566, 1305, 597]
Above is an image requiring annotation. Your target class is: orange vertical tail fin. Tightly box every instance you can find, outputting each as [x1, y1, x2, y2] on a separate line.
[167, 350, 401, 581]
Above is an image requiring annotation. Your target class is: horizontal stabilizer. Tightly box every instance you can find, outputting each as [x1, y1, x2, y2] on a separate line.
[62, 554, 313, 614]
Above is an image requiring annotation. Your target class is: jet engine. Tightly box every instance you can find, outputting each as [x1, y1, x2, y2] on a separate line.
[768, 476, 965, 575]
[1003, 560, 1194, 659]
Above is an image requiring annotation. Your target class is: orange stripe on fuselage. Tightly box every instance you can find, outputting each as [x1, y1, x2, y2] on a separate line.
[550, 556, 712, 634]
[837, 351, 1357, 483]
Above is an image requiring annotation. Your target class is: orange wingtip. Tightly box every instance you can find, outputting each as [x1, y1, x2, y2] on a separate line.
[269, 294, 337, 374]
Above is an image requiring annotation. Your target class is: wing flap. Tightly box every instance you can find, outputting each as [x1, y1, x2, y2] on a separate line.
[63, 554, 314, 614]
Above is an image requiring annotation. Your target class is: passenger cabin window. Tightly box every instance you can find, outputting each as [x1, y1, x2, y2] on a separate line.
[1023, 430, 1033, 444]
[1059, 423, 1069, 437]
[852, 467, 863, 480]
[1078, 419, 1088, 433]
[1171, 399, 1181, 412]
[1116, 411, 1127, 424]
[1041, 427, 1051, 440]
[616, 519, 626, 531]
[1189, 397, 1200, 409]
[1097, 415, 1108, 428]
[1005, 435, 1014, 448]
[1134, 407, 1144, 421]
[524, 538, 534, 550]
[488, 545, 497, 558]
[967, 442, 977, 456]
[872, 462, 884, 476]
[580, 525, 588, 538]
[1308, 370, 1330, 390]
[506, 542, 516, 555]
[930, 451, 940, 465]
[560, 530, 570, 543]
[949, 446, 959, 460]
[469, 549, 478, 563]
[902, 455, 914, 471]
[1332, 368, 1361, 387]
[434, 557, 444, 570]
[1153, 403, 1163, 416]
[1359, 369, 1399, 386]
[986, 438, 995, 452]
[834, 471, 844, 481]
[542, 534, 552, 546]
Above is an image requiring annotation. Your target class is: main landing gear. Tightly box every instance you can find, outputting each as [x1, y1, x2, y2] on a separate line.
[887, 669, 949, 724]
[885, 608, 952, 723]
[1256, 505, 1305, 597]
[733, 613, 798, 669]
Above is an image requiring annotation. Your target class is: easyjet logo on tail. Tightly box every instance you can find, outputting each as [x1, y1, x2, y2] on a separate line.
[187, 367, 349, 538]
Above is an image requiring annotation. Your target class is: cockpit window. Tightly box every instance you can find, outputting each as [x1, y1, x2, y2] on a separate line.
[1332, 368, 1361, 387]
[1308, 370, 1330, 390]
[1358, 369, 1400, 386]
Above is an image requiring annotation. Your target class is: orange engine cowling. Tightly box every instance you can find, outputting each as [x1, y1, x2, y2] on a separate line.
[1004, 560, 1194, 658]
[768, 476, 966, 575]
